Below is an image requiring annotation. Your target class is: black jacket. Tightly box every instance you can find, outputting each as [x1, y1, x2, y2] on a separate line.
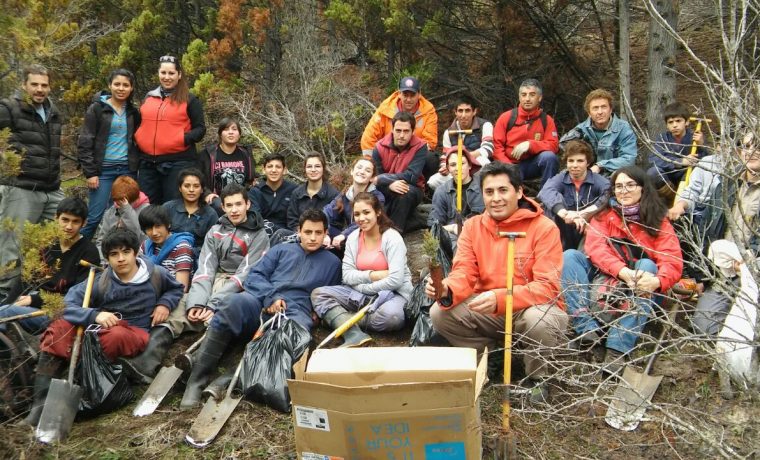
[286, 181, 339, 231]
[0, 94, 63, 191]
[248, 179, 299, 231]
[76, 92, 141, 178]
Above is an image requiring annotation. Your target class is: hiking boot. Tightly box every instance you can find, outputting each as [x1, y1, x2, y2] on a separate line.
[22, 352, 63, 426]
[180, 328, 230, 411]
[527, 379, 550, 405]
[202, 372, 233, 401]
[323, 307, 372, 348]
[602, 349, 626, 376]
[119, 326, 174, 385]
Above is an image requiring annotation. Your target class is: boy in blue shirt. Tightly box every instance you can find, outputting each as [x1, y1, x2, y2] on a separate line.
[647, 102, 705, 190]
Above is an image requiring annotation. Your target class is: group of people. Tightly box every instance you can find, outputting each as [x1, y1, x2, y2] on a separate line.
[0, 59, 755, 427]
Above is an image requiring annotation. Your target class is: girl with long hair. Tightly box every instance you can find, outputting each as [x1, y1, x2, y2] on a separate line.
[311, 192, 412, 346]
[162, 168, 219, 258]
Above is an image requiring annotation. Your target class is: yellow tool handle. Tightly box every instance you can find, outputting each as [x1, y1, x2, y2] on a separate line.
[457, 136, 463, 213]
[67, 267, 96, 383]
[502, 237, 515, 431]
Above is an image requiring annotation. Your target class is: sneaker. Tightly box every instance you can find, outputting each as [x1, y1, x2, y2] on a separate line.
[602, 349, 625, 376]
[672, 278, 698, 297]
[528, 380, 549, 405]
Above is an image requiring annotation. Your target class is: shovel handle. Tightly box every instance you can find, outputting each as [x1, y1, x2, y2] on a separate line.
[0, 310, 46, 325]
[226, 355, 246, 399]
[67, 267, 97, 383]
[642, 300, 681, 375]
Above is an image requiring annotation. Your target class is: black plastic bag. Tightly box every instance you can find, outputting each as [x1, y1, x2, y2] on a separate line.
[404, 222, 454, 321]
[409, 311, 449, 347]
[239, 318, 311, 413]
[77, 330, 134, 417]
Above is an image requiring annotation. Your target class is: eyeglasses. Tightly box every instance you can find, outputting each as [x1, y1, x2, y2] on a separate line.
[159, 55, 178, 64]
[614, 182, 641, 193]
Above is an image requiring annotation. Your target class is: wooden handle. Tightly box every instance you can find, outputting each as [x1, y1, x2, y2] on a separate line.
[67, 267, 97, 383]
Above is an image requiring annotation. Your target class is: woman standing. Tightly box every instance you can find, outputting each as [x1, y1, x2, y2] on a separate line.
[135, 55, 206, 205]
[77, 69, 141, 239]
[162, 168, 219, 258]
[312, 192, 412, 347]
[323, 158, 385, 248]
[199, 118, 256, 216]
[561, 166, 682, 374]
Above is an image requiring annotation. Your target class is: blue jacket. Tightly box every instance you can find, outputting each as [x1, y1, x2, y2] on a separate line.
[162, 199, 219, 255]
[648, 128, 705, 174]
[560, 114, 637, 173]
[242, 243, 341, 320]
[248, 179, 299, 231]
[63, 258, 184, 331]
[427, 176, 485, 226]
[537, 170, 610, 219]
[323, 185, 385, 238]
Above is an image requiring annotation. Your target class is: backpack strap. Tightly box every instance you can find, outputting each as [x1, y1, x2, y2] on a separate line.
[506, 109, 548, 133]
[92, 264, 164, 307]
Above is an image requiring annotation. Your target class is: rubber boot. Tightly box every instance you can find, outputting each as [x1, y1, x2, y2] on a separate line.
[119, 326, 174, 385]
[22, 352, 63, 426]
[202, 372, 233, 400]
[180, 328, 230, 411]
[323, 307, 371, 348]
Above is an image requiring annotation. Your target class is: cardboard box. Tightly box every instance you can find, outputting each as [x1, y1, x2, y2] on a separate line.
[289, 347, 486, 460]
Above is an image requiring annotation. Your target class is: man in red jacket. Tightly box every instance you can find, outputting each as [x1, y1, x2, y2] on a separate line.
[493, 79, 559, 187]
[426, 161, 567, 404]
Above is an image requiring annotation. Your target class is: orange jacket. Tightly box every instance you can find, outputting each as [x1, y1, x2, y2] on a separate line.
[441, 197, 564, 315]
[360, 91, 438, 156]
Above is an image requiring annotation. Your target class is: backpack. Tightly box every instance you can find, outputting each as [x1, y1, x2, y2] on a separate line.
[506, 108, 548, 134]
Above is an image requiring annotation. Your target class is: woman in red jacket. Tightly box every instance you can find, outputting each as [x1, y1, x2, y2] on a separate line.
[561, 166, 682, 375]
[135, 55, 206, 205]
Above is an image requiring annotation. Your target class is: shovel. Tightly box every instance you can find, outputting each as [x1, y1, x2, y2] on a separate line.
[605, 300, 679, 431]
[185, 315, 277, 448]
[449, 128, 473, 235]
[133, 333, 206, 417]
[35, 264, 97, 444]
[316, 302, 372, 349]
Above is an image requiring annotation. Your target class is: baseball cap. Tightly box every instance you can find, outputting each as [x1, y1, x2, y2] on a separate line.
[398, 77, 420, 94]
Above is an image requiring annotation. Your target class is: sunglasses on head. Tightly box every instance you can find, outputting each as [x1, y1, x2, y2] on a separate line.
[159, 55, 178, 64]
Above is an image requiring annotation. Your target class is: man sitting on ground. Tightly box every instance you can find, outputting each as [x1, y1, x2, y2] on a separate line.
[427, 162, 567, 404]
[179, 209, 341, 409]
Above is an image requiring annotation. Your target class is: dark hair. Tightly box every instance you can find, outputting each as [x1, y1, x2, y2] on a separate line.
[220, 183, 249, 204]
[108, 68, 136, 103]
[138, 205, 171, 232]
[335, 158, 376, 215]
[392, 111, 416, 130]
[111, 175, 140, 203]
[454, 94, 479, 110]
[662, 102, 690, 122]
[23, 64, 49, 83]
[562, 139, 595, 165]
[102, 227, 140, 255]
[595, 166, 667, 237]
[177, 167, 208, 206]
[158, 55, 190, 104]
[56, 197, 88, 221]
[263, 152, 286, 168]
[217, 117, 241, 138]
[298, 208, 328, 230]
[519, 78, 543, 95]
[353, 192, 394, 234]
[479, 161, 523, 191]
[304, 151, 328, 181]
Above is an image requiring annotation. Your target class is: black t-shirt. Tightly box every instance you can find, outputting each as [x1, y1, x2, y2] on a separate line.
[213, 146, 249, 194]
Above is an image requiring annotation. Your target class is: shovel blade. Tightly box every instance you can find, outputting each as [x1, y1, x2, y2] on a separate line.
[35, 379, 83, 444]
[133, 366, 184, 417]
[605, 366, 664, 431]
[185, 395, 242, 448]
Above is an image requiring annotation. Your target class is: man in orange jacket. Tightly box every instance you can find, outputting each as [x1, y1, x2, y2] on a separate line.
[361, 77, 438, 178]
[426, 161, 567, 403]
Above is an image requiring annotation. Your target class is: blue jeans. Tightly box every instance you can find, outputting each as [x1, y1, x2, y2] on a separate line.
[561, 249, 658, 354]
[81, 165, 135, 239]
[138, 160, 198, 205]
[0, 304, 50, 334]
[210, 291, 314, 339]
[519, 151, 560, 188]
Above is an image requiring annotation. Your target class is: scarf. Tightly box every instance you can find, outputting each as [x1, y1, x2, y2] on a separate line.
[611, 198, 641, 223]
[143, 232, 194, 265]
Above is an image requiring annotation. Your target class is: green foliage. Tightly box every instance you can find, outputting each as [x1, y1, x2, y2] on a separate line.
[0, 128, 22, 180]
[422, 230, 440, 267]
[19, 220, 60, 286]
[183, 39, 210, 77]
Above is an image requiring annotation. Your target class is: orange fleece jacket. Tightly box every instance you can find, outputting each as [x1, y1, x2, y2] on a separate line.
[360, 91, 438, 155]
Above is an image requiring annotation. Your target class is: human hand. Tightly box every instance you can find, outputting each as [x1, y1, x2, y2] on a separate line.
[590, 164, 601, 174]
[118, 197, 130, 208]
[668, 201, 687, 221]
[424, 276, 449, 299]
[331, 235, 346, 248]
[13, 295, 32, 306]
[151, 305, 170, 326]
[95, 312, 119, 328]
[467, 291, 497, 314]
[205, 194, 218, 204]
[693, 131, 704, 145]
[87, 177, 99, 190]
[510, 141, 530, 160]
[265, 299, 286, 314]
[188, 306, 214, 322]
[369, 270, 389, 281]
[389, 180, 410, 194]
[323, 234, 332, 248]
[681, 155, 699, 167]
[632, 272, 660, 293]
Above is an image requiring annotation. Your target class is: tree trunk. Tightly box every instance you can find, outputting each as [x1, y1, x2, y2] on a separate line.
[618, 0, 632, 121]
[645, 0, 679, 137]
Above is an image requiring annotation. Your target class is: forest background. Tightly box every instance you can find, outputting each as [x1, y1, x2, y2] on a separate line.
[1, 0, 759, 458]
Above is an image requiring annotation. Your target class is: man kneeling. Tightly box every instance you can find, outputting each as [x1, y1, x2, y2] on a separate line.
[426, 162, 567, 404]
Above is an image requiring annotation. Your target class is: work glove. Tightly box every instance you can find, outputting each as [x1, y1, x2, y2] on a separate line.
[510, 141, 530, 160]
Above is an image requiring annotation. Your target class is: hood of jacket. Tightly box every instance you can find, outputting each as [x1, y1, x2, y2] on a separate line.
[479, 196, 545, 237]
[217, 209, 264, 232]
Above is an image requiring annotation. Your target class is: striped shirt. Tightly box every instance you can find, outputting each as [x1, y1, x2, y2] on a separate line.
[140, 240, 194, 278]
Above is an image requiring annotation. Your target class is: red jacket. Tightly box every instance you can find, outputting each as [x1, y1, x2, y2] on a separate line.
[492, 107, 559, 163]
[442, 197, 564, 314]
[584, 209, 683, 292]
[372, 133, 428, 190]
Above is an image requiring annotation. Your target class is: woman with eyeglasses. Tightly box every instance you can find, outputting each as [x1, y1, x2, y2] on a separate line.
[134, 55, 206, 205]
[285, 152, 339, 231]
[561, 166, 682, 375]
[77, 69, 141, 239]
